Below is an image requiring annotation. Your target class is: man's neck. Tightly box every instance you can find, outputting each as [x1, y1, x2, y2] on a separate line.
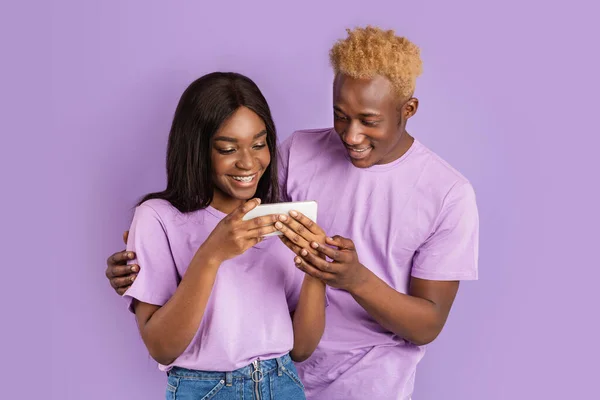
[378, 132, 414, 165]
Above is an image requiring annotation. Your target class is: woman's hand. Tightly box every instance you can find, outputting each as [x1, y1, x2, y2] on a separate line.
[202, 198, 278, 263]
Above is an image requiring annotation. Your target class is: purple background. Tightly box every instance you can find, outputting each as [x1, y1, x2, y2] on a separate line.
[3, 0, 597, 399]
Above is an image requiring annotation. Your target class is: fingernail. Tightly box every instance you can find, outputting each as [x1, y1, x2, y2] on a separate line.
[256, 198, 261, 205]
[131, 265, 139, 272]
[295, 257, 302, 264]
[327, 237, 333, 241]
[127, 252, 133, 258]
[275, 222, 283, 229]
[279, 215, 288, 221]
[301, 249, 308, 256]
[311, 242, 319, 249]
[290, 210, 298, 217]
[130, 276, 136, 282]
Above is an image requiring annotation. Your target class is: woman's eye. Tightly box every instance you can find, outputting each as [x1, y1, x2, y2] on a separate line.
[218, 149, 235, 155]
[253, 143, 267, 150]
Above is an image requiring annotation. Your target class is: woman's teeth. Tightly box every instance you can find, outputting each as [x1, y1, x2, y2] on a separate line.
[231, 174, 255, 182]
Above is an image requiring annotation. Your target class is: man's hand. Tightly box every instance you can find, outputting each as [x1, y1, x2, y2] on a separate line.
[293, 235, 370, 292]
[297, 235, 460, 344]
[275, 210, 327, 258]
[105, 230, 139, 295]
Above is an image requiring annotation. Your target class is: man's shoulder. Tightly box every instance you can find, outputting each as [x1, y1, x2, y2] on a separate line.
[284, 127, 335, 147]
[278, 127, 336, 164]
[414, 139, 472, 188]
[291, 127, 334, 136]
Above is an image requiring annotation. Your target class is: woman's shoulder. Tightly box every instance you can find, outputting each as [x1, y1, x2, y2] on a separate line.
[134, 198, 187, 225]
[137, 198, 176, 214]
[136, 198, 212, 229]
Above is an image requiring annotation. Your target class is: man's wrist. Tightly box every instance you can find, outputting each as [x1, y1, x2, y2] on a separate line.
[346, 264, 376, 297]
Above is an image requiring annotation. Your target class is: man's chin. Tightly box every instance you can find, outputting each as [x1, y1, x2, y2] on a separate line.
[349, 156, 377, 169]
[345, 146, 379, 168]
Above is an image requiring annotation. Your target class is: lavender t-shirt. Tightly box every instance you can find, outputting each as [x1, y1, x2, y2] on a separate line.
[278, 128, 479, 400]
[123, 199, 305, 372]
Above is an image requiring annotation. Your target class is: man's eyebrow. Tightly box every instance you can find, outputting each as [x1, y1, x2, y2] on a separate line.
[358, 112, 382, 118]
[334, 106, 382, 118]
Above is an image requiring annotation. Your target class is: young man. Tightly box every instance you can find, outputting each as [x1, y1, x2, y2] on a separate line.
[106, 26, 479, 399]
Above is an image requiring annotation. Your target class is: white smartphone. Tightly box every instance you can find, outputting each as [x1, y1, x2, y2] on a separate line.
[242, 200, 318, 237]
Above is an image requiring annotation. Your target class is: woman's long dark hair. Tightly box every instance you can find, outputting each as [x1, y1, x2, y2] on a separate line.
[139, 72, 279, 213]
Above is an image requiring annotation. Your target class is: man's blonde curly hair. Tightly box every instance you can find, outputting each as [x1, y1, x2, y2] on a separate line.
[329, 26, 423, 99]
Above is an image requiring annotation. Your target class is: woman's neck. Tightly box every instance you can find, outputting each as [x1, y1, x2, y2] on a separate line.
[210, 192, 245, 215]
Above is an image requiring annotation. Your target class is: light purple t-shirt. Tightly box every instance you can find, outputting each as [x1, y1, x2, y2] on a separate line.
[278, 128, 479, 400]
[123, 199, 306, 372]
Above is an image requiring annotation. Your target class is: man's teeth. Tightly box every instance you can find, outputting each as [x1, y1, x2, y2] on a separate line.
[232, 175, 255, 182]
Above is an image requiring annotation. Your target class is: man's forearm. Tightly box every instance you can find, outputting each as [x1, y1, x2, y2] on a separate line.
[349, 269, 445, 346]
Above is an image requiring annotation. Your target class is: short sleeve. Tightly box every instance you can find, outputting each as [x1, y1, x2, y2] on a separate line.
[123, 203, 180, 312]
[411, 182, 479, 281]
[277, 135, 294, 203]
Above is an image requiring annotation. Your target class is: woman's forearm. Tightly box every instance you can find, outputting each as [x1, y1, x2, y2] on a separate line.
[290, 275, 327, 362]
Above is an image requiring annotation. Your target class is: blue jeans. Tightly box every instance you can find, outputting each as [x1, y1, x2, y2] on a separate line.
[166, 354, 306, 400]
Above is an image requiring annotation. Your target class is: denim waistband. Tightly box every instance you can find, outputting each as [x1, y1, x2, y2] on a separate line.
[168, 353, 293, 382]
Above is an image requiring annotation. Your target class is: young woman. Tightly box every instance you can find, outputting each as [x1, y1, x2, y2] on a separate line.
[123, 72, 326, 399]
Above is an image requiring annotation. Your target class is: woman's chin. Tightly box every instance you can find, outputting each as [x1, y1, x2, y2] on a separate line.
[229, 187, 258, 201]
